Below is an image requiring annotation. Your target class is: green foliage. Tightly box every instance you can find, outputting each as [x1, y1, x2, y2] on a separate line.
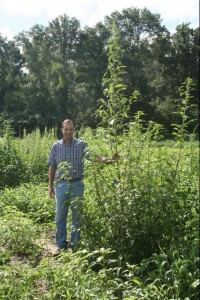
[18, 127, 57, 183]
[83, 29, 199, 271]
[131, 239, 199, 300]
[172, 77, 198, 141]
[0, 125, 57, 189]
[39, 249, 120, 299]
[0, 251, 11, 265]
[0, 27, 198, 300]
[96, 24, 135, 137]
[0, 35, 25, 118]
[0, 137, 198, 299]
[0, 263, 42, 299]
[0, 123, 25, 189]
[1, 9, 198, 133]
[83, 123, 198, 260]
[0, 183, 55, 223]
[80, 36, 199, 299]
[0, 207, 41, 256]
[0, 249, 131, 299]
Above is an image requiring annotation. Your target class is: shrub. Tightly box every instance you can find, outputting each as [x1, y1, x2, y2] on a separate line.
[0, 123, 25, 189]
[0, 207, 42, 256]
[0, 183, 55, 223]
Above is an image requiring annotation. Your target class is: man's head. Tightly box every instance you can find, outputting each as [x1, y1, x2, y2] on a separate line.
[62, 119, 74, 144]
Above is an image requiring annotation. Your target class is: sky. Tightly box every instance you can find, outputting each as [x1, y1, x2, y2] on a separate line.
[0, 0, 199, 40]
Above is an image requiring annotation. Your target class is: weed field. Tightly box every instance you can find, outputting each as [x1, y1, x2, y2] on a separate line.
[0, 121, 199, 299]
[0, 22, 199, 299]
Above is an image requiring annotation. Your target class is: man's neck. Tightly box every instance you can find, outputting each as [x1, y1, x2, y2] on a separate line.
[63, 137, 73, 145]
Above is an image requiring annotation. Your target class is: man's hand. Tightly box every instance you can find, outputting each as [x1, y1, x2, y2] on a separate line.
[96, 153, 120, 164]
[112, 153, 120, 161]
[49, 186, 55, 198]
[48, 167, 56, 198]
[105, 152, 120, 164]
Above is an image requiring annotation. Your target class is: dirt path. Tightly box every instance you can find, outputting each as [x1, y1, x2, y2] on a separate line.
[38, 239, 72, 256]
[42, 240, 58, 256]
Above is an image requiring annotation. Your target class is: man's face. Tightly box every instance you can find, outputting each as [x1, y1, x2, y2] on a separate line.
[62, 121, 74, 142]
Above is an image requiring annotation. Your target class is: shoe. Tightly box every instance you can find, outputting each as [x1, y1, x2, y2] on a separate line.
[70, 244, 76, 253]
[52, 248, 61, 257]
[53, 247, 67, 257]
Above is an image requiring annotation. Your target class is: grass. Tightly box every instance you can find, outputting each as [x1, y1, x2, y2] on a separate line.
[0, 130, 199, 299]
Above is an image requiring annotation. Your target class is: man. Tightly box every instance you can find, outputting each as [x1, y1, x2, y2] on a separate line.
[48, 119, 119, 253]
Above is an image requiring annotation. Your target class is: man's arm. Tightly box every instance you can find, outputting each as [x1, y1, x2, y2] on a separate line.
[48, 166, 56, 198]
[95, 153, 120, 164]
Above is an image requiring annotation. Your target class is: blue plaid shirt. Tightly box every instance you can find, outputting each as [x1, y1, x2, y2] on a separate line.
[48, 138, 88, 180]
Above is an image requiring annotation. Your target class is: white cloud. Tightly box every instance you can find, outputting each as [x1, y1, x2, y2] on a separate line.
[0, 0, 198, 39]
[0, 0, 47, 17]
[1, 0, 197, 22]
[151, 0, 198, 21]
[45, 0, 99, 23]
[0, 25, 12, 39]
[45, 0, 199, 28]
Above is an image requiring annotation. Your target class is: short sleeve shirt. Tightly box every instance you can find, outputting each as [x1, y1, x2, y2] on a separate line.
[48, 138, 88, 180]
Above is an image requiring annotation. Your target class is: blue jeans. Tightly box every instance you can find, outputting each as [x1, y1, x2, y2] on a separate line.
[55, 179, 84, 249]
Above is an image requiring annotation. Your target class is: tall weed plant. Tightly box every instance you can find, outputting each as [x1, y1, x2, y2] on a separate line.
[0, 123, 25, 189]
[18, 127, 57, 183]
[0, 126, 57, 189]
[82, 26, 199, 267]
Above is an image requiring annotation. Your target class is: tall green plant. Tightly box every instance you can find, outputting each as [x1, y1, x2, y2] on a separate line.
[82, 27, 198, 270]
[18, 127, 57, 183]
[95, 23, 138, 154]
[0, 122, 24, 189]
[172, 77, 197, 142]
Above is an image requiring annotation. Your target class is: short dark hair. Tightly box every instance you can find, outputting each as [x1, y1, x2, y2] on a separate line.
[62, 119, 74, 128]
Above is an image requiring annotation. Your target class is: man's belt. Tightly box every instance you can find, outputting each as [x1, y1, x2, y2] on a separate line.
[59, 178, 82, 181]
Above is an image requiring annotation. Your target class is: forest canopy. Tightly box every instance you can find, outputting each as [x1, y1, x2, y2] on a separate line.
[0, 7, 199, 136]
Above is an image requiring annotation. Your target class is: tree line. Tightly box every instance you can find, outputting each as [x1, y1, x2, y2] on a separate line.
[0, 7, 199, 136]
